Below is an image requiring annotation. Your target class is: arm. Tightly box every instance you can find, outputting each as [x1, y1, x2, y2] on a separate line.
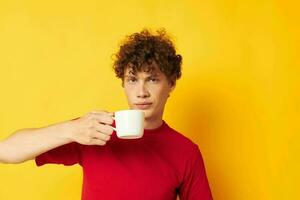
[179, 146, 213, 200]
[0, 122, 73, 164]
[0, 111, 114, 164]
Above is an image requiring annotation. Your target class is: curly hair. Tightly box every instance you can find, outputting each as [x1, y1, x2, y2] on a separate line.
[113, 28, 182, 85]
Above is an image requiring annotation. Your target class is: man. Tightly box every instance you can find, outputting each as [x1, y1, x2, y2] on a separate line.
[0, 29, 213, 199]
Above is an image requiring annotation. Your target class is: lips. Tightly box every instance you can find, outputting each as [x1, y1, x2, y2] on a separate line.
[135, 102, 152, 110]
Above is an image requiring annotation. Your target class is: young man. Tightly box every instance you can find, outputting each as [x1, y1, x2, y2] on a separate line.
[0, 29, 213, 199]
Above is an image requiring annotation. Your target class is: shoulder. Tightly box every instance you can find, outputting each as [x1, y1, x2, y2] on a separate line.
[162, 123, 205, 176]
[164, 123, 200, 154]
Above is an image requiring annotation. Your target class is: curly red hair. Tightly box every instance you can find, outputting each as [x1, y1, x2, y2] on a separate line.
[113, 28, 182, 85]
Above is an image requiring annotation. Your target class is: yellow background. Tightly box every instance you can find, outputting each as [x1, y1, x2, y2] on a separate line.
[0, 0, 299, 199]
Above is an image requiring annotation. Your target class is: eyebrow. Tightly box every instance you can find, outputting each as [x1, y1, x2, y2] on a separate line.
[124, 75, 135, 78]
[125, 72, 159, 78]
[125, 74, 159, 79]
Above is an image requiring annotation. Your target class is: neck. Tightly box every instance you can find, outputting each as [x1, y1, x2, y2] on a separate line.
[144, 116, 163, 130]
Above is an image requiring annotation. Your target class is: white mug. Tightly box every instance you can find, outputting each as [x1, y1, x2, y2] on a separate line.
[112, 109, 144, 139]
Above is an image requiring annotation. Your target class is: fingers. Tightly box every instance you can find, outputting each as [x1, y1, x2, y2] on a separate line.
[72, 110, 116, 146]
[91, 130, 111, 141]
[86, 111, 114, 125]
[94, 123, 114, 135]
[88, 130, 111, 146]
[89, 110, 114, 116]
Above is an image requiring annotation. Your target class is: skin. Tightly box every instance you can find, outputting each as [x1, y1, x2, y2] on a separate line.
[0, 111, 115, 163]
[0, 63, 176, 163]
[122, 64, 176, 129]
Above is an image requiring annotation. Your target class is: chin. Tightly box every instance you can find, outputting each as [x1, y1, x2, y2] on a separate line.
[139, 109, 152, 119]
[130, 106, 154, 119]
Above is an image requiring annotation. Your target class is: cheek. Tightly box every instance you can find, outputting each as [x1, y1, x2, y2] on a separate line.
[152, 88, 169, 104]
[124, 88, 133, 100]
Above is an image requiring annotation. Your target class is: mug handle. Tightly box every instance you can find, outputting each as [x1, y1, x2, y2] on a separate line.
[112, 117, 116, 131]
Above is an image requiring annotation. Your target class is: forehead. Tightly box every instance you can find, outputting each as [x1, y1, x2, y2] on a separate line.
[124, 64, 162, 77]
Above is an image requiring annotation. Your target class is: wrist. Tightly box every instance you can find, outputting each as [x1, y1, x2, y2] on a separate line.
[42, 120, 75, 144]
[59, 120, 76, 143]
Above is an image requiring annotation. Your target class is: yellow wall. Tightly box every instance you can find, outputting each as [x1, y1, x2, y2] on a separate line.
[0, 0, 299, 199]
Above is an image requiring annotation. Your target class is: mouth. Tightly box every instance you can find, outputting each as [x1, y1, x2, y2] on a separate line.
[135, 103, 152, 110]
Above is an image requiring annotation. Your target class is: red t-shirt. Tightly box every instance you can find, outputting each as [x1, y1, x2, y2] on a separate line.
[35, 120, 213, 200]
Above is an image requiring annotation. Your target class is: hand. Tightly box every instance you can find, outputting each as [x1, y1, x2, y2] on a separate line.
[67, 110, 114, 146]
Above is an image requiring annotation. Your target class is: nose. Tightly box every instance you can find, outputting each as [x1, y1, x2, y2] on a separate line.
[137, 82, 150, 98]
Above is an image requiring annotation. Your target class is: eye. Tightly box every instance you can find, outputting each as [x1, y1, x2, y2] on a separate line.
[149, 78, 159, 83]
[127, 78, 137, 83]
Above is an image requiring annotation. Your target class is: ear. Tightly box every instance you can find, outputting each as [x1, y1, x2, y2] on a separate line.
[169, 79, 176, 92]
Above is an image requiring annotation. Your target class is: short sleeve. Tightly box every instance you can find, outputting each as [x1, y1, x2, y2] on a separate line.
[35, 142, 81, 166]
[178, 145, 213, 200]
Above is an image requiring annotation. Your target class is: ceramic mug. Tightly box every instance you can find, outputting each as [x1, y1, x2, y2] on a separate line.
[112, 109, 144, 139]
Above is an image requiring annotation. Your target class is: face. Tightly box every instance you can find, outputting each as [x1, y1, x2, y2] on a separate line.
[122, 65, 175, 121]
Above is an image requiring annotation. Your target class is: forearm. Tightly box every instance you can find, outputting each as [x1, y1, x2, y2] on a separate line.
[0, 121, 74, 164]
